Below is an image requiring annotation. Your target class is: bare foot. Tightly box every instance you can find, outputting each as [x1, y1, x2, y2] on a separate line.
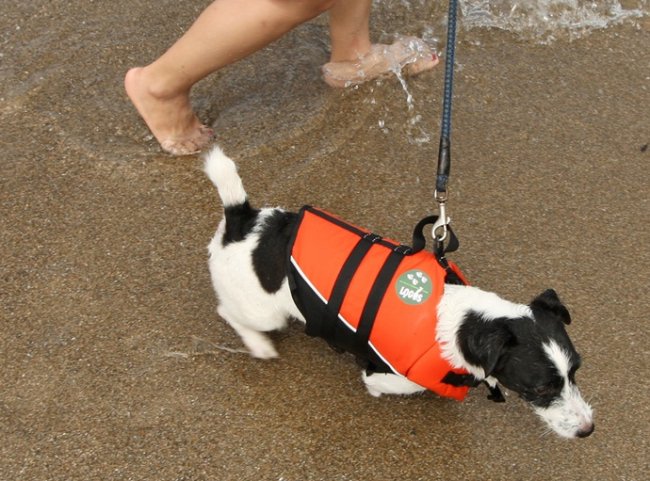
[124, 67, 214, 156]
[322, 36, 439, 88]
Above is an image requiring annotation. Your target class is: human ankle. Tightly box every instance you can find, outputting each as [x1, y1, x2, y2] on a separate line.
[330, 42, 372, 63]
[139, 66, 189, 101]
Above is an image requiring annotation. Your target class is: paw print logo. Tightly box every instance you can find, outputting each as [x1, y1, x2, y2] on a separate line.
[406, 271, 429, 287]
[395, 270, 432, 305]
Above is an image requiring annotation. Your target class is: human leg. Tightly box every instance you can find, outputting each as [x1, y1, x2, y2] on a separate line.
[125, 0, 335, 155]
[327, 0, 373, 62]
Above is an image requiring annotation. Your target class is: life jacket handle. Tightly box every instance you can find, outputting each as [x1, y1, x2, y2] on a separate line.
[411, 215, 460, 255]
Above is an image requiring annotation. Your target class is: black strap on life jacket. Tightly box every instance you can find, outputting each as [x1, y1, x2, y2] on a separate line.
[316, 233, 381, 341]
[353, 245, 410, 355]
[441, 371, 506, 403]
[297, 207, 412, 358]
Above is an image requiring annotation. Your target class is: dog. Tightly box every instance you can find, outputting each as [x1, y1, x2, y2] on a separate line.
[204, 146, 594, 439]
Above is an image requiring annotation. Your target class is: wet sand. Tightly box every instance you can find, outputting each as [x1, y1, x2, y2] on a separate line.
[2, 2, 649, 480]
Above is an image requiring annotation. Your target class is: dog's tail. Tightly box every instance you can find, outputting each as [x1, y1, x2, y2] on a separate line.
[203, 145, 248, 207]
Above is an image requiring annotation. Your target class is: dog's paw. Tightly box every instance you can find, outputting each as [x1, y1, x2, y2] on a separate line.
[487, 386, 506, 403]
[365, 386, 383, 397]
[362, 371, 427, 397]
[231, 326, 278, 359]
[362, 372, 383, 397]
[250, 345, 278, 360]
[246, 338, 279, 360]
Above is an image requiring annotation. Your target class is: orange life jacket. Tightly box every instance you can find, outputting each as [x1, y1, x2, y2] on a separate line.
[287, 206, 471, 401]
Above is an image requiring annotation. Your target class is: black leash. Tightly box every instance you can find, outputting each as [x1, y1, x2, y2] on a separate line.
[432, 0, 459, 249]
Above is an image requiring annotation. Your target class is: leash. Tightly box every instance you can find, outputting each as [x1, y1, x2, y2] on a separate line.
[432, 0, 459, 250]
[427, 6, 506, 404]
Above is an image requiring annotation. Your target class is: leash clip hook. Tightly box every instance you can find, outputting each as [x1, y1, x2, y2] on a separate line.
[432, 190, 450, 243]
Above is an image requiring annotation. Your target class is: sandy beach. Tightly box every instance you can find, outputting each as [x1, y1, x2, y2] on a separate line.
[1, 1, 649, 480]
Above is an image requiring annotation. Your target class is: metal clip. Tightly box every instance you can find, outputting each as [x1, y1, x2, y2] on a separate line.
[432, 191, 450, 242]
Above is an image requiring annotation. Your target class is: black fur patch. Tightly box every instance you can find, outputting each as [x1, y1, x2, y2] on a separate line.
[458, 309, 581, 408]
[252, 210, 299, 293]
[530, 289, 571, 325]
[222, 200, 259, 246]
[457, 312, 517, 377]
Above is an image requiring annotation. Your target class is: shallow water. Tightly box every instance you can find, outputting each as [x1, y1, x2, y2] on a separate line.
[382, 0, 649, 43]
[459, 0, 648, 42]
[368, 0, 649, 143]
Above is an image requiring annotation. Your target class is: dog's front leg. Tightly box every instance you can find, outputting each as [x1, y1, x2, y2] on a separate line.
[485, 382, 506, 403]
[361, 371, 427, 397]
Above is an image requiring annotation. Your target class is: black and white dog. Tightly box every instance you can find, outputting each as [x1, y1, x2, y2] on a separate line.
[204, 146, 594, 439]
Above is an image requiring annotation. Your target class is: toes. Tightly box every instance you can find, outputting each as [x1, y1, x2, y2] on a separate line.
[160, 139, 199, 156]
[389, 36, 439, 76]
[199, 124, 214, 138]
[160, 125, 214, 156]
[404, 52, 440, 76]
[160, 137, 204, 156]
[199, 124, 213, 133]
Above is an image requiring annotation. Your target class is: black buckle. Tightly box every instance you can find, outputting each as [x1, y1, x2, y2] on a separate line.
[393, 245, 412, 255]
[363, 233, 382, 243]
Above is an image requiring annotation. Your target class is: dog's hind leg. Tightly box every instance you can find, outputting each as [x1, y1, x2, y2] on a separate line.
[217, 305, 279, 359]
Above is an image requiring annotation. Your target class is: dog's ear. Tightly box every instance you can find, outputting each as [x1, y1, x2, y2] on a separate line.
[459, 317, 515, 378]
[530, 289, 571, 325]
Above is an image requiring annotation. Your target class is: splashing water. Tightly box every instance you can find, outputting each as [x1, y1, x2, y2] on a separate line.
[459, 0, 647, 43]
[387, 36, 434, 144]
[322, 35, 436, 89]
[378, 1, 647, 43]
[394, 70, 433, 145]
[394, 69, 415, 111]
[345, 35, 437, 144]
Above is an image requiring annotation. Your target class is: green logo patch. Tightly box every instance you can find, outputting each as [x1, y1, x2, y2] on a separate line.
[395, 270, 432, 305]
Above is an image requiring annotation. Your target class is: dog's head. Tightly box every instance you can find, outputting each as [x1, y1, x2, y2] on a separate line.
[458, 289, 594, 438]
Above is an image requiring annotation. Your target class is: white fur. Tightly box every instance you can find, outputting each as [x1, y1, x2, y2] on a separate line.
[208, 210, 304, 359]
[534, 341, 594, 438]
[205, 147, 302, 358]
[362, 372, 426, 397]
[204, 145, 247, 207]
[543, 340, 571, 378]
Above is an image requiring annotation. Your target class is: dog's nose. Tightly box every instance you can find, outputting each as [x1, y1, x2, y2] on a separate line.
[576, 423, 595, 438]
